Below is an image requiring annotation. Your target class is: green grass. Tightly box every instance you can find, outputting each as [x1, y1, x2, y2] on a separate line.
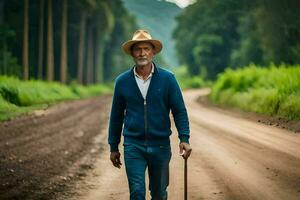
[0, 76, 113, 121]
[210, 64, 300, 120]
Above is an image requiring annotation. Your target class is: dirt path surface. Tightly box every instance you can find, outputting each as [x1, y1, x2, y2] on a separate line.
[0, 95, 112, 200]
[1, 89, 300, 200]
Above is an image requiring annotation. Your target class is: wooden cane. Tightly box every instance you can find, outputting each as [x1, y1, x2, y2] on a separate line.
[184, 157, 188, 200]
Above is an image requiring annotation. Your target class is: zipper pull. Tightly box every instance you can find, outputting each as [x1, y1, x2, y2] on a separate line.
[144, 99, 147, 105]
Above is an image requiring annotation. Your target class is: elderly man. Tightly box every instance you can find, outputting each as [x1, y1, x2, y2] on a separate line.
[108, 29, 192, 200]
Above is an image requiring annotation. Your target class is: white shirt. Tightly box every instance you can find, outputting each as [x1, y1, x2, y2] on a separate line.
[134, 64, 154, 100]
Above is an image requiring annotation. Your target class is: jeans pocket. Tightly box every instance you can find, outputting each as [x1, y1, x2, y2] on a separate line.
[123, 143, 135, 152]
[158, 145, 172, 159]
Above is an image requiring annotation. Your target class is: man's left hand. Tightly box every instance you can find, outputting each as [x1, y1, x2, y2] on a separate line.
[179, 142, 192, 159]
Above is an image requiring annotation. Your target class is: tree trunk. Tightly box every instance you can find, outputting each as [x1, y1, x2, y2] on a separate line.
[38, 0, 45, 80]
[77, 11, 86, 84]
[95, 26, 104, 84]
[23, 0, 29, 80]
[0, 0, 4, 74]
[86, 25, 94, 85]
[3, 43, 7, 75]
[47, 0, 54, 81]
[0, 0, 4, 24]
[60, 0, 67, 83]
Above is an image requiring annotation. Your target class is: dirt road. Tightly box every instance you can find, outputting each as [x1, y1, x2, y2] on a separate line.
[0, 95, 112, 200]
[1, 89, 300, 200]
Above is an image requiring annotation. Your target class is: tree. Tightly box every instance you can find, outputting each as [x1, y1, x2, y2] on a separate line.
[102, 0, 137, 81]
[174, 0, 241, 79]
[255, 0, 300, 64]
[60, 0, 68, 83]
[0, 0, 4, 24]
[174, 0, 300, 80]
[1, 0, 138, 82]
[76, 0, 96, 85]
[230, 11, 263, 68]
[38, 0, 45, 79]
[94, 1, 114, 83]
[86, 22, 94, 85]
[47, 0, 54, 81]
[77, 9, 86, 84]
[22, 0, 29, 80]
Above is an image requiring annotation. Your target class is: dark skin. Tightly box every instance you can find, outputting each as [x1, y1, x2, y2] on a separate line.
[110, 42, 192, 168]
[131, 41, 155, 80]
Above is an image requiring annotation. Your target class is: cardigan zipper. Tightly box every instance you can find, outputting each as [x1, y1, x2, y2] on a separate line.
[144, 99, 148, 144]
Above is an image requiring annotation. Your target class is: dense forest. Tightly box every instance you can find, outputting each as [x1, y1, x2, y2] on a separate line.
[1, 0, 300, 83]
[0, 0, 137, 84]
[173, 0, 300, 79]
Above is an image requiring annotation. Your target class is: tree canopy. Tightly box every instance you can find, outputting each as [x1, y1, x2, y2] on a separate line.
[0, 0, 137, 84]
[173, 0, 300, 80]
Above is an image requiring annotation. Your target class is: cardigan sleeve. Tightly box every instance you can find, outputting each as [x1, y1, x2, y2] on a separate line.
[108, 79, 125, 152]
[168, 74, 190, 144]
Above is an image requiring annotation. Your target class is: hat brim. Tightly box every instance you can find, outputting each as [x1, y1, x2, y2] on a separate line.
[122, 39, 162, 55]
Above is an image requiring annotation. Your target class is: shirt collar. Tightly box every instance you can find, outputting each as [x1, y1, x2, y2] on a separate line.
[134, 63, 154, 80]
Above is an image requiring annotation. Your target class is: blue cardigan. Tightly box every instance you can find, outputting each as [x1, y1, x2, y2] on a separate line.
[108, 63, 190, 152]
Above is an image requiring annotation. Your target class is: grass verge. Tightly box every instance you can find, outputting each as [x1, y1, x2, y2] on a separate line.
[210, 64, 300, 120]
[0, 76, 113, 121]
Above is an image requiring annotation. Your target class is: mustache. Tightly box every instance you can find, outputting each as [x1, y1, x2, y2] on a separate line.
[137, 57, 147, 60]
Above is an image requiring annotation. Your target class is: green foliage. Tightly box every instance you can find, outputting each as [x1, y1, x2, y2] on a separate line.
[173, 0, 240, 79]
[230, 12, 263, 68]
[181, 76, 207, 89]
[70, 81, 112, 98]
[0, 25, 20, 76]
[85, 84, 112, 96]
[279, 92, 300, 120]
[1, 0, 138, 82]
[174, 0, 300, 80]
[0, 94, 18, 117]
[210, 64, 300, 120]
[0, 76, 77, 106]
[254, 0, 300, 65]
[0, 51, 21, 75]
[173, 65, 210, 89]
[102, 0, 139, 81]
[0, 75, 113, 121]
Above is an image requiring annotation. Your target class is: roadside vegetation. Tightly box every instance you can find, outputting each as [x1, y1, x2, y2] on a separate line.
[173, 0, 300, 121]
[210, 64, 300, 120]
[174, 65, 212, 90]
[0, 76, 112, 121]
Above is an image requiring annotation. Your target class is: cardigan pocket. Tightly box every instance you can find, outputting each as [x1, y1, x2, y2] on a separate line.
[125, 117, 133, 130]
[148, 112, 169, 137]
[123, 114, 145, 138]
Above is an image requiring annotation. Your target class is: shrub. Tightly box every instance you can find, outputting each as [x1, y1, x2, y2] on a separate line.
[210, 64, 300, 120]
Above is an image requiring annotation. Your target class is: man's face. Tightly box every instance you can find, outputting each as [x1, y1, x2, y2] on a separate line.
[131, 42, 155, 67]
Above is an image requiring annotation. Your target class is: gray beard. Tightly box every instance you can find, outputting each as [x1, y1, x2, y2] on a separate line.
[136, 58, 149, 66]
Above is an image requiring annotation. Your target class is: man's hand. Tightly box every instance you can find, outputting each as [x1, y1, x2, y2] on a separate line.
[110, 151, 122, 168]
[179, 142, 192, 159]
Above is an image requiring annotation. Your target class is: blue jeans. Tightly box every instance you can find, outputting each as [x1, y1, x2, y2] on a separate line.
[124, 143, 172, 200]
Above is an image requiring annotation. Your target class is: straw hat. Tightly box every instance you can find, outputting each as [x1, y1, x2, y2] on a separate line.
[122, 30, 163, 55]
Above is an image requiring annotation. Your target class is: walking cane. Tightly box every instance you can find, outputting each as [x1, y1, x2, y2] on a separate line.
[184, 157, 188, 200]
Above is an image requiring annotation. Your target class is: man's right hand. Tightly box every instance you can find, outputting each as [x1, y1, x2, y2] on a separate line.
[110, 151, 122, 168]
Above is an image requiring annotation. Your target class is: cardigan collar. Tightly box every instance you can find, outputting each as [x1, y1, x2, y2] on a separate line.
[130, 62, 160, 100]
[133, 63, 155, 81]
